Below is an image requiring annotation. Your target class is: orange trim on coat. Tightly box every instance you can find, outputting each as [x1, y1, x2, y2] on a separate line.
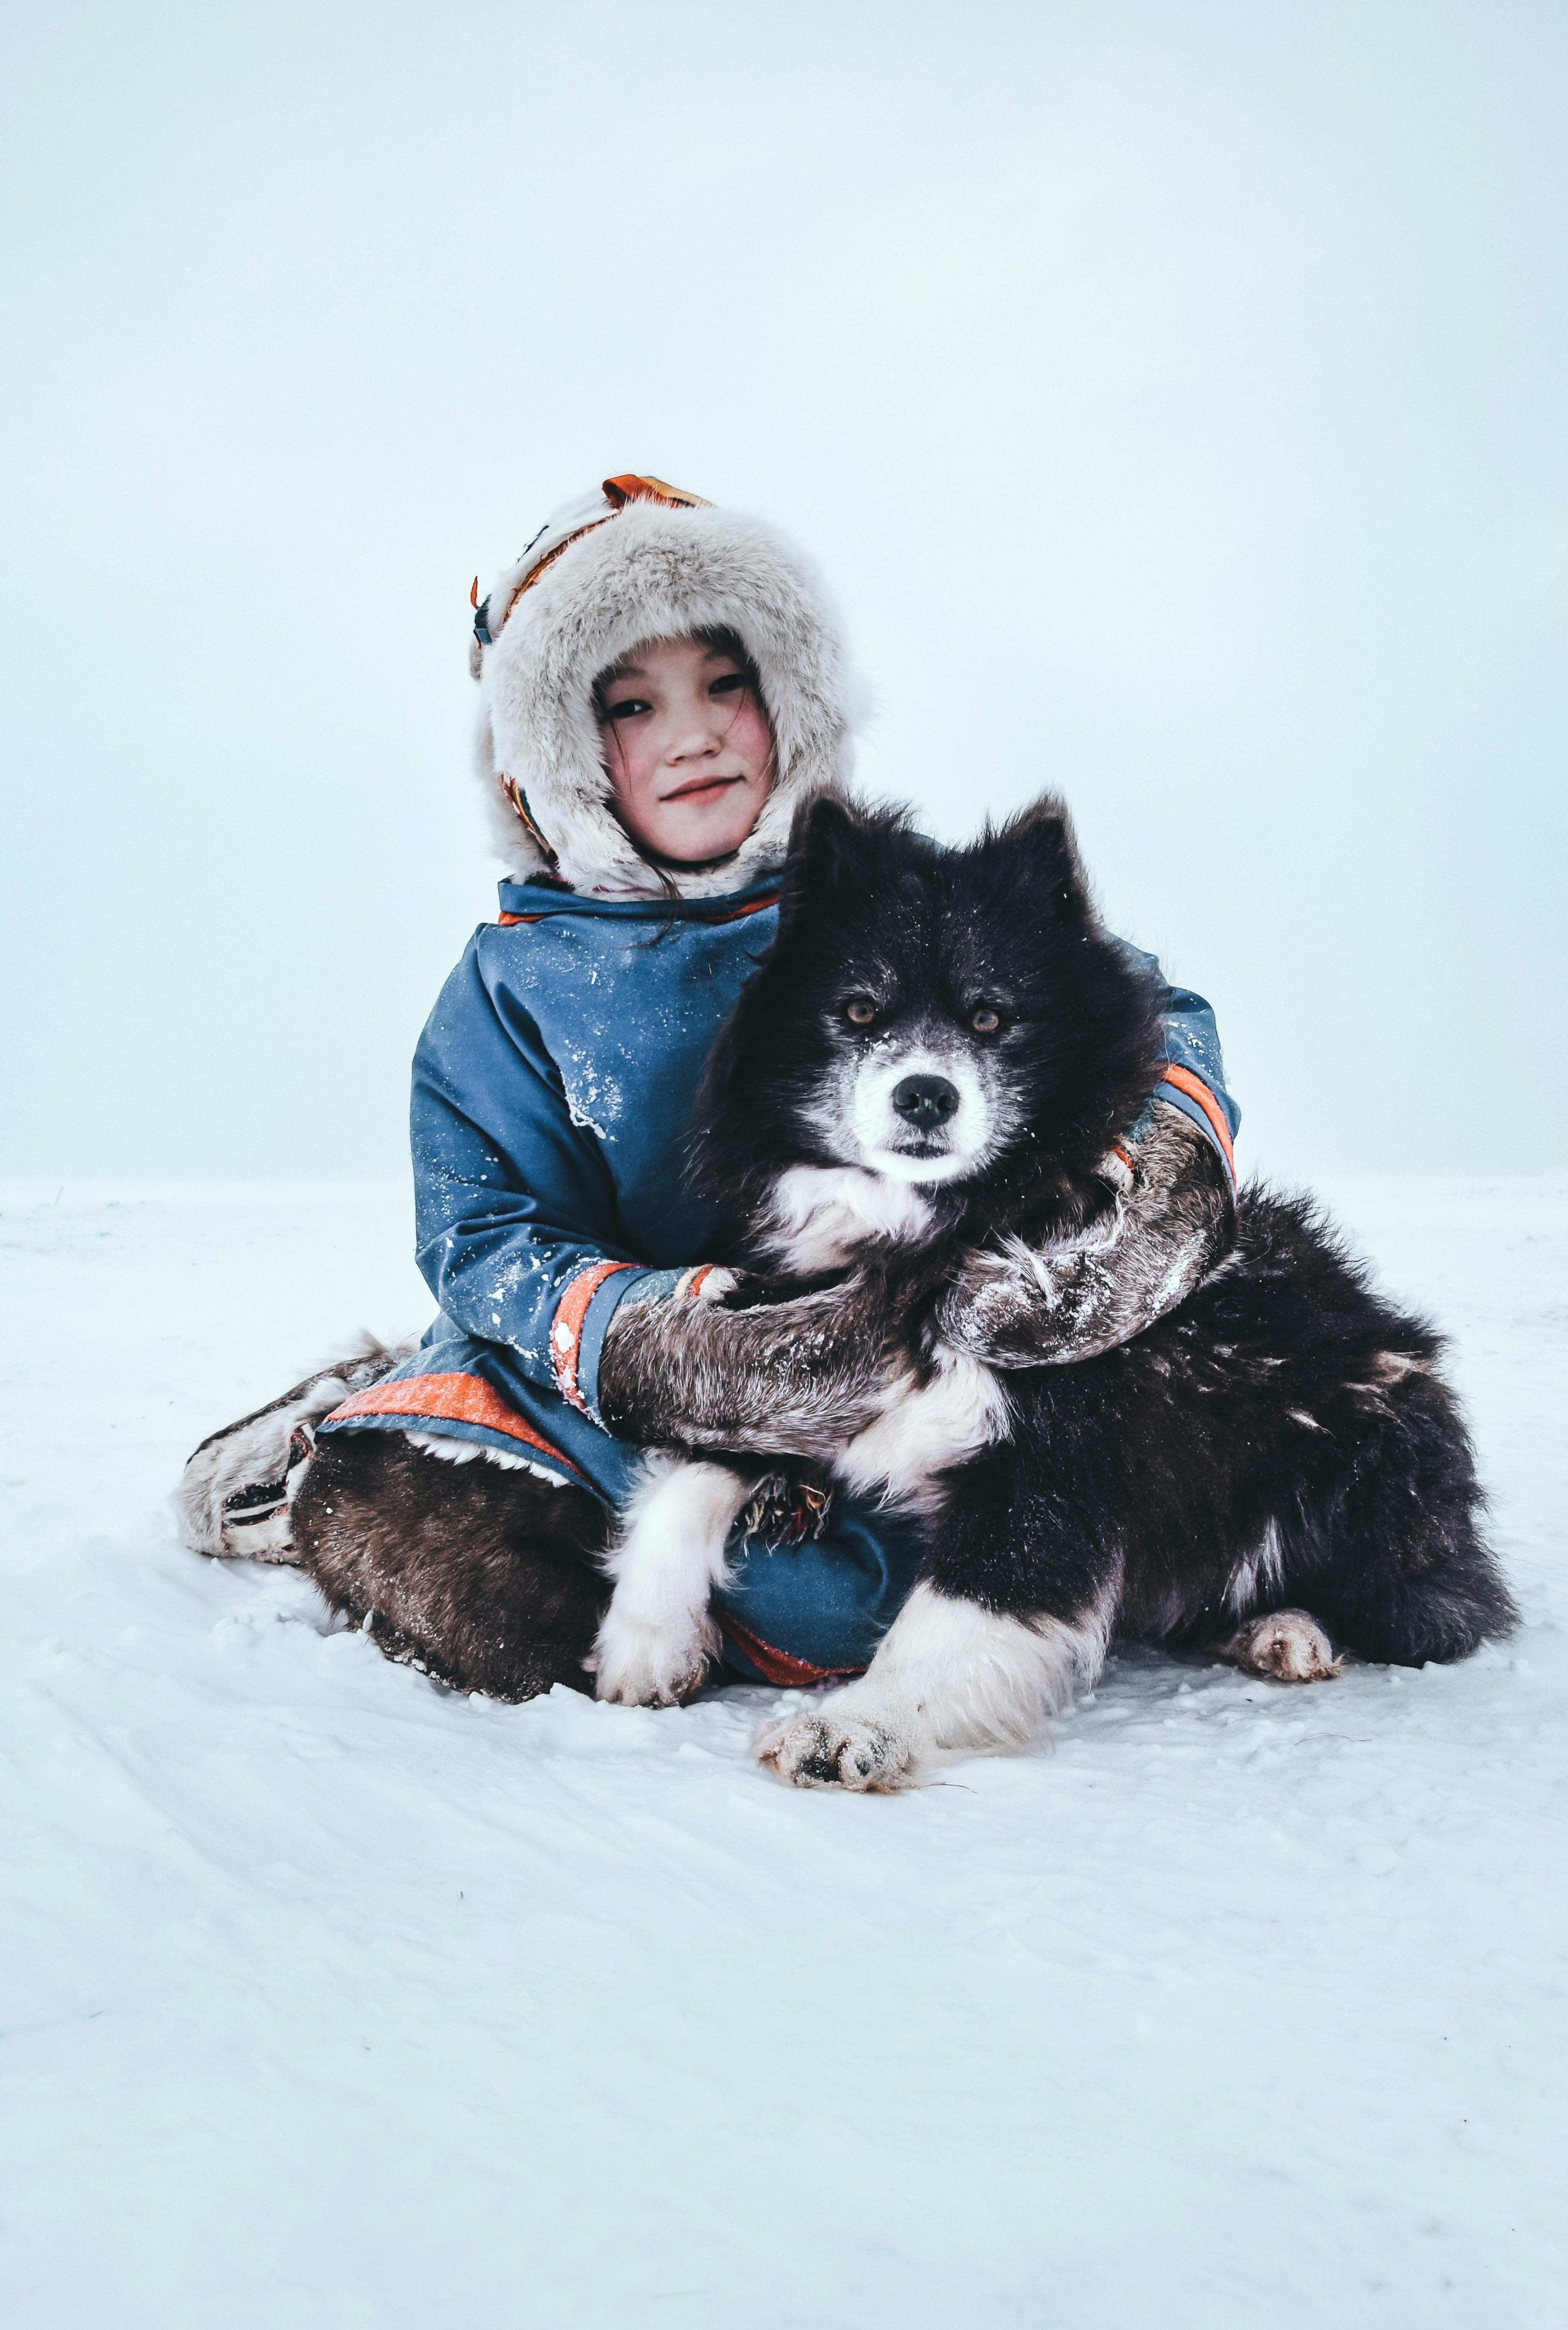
[706, 891, 779, 922]
[323, 1373, 586, 1479]
[551, 1260, 637, 1412]
[498, 892, 778, 930]
[717, 1611, 864, 1688]
[1159, 1064, 1237, 1182]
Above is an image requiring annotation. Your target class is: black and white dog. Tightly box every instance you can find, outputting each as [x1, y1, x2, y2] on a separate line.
[596, 794, 1516, 1790]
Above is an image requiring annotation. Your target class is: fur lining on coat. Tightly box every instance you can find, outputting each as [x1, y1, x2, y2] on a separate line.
[474, 497, 866, 899]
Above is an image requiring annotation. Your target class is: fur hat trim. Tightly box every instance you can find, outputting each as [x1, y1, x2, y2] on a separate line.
[472, 481, 864, 899]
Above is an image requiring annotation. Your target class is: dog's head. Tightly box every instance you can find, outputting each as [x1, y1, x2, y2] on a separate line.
[695, 794, 1164, 1239]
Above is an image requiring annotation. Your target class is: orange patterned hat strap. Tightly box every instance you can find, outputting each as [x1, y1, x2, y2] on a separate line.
[601, 474, 711, 510]
[489, 475, 711, 638]
[499, 776, 561, 876]
[494, 519, 611, 631]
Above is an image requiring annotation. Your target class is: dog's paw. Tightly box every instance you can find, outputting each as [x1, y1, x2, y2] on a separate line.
[754, 1699, 918, 1792]
[1224, 1609, 1342, 1684]
[590, 1606, 716, 1707]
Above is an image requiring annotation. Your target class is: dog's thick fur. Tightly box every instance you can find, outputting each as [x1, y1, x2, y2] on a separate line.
[605, 795, 1515, 1787]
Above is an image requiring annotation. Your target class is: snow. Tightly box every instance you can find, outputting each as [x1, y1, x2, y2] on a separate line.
[2, 1176, 1564, 2329]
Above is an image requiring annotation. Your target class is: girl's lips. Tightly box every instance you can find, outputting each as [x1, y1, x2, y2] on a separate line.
[660, 772, 746, 803]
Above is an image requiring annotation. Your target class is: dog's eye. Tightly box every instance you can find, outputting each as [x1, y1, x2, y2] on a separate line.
[845, 998, 877, 1026]
[971, 1006, 1002, 1034]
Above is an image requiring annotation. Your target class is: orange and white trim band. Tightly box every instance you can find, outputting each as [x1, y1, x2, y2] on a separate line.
[1159, 1064, 1237, 1186]
[323, 1371, 586, 1480]
[551, 1260, 638, 1414]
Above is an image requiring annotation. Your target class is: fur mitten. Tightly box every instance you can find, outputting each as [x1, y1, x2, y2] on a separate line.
[936, 1105, 1234, 1367]
[597, 1270, 896, 1456]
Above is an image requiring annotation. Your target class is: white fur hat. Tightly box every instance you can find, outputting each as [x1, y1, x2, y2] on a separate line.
[470, 475, 865, 898]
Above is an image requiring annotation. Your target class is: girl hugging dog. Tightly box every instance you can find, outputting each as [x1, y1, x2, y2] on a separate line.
[176, 473, 1344, 1725]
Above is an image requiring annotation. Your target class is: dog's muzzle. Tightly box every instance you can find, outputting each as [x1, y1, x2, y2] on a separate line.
[891, 1074, 961, 1134]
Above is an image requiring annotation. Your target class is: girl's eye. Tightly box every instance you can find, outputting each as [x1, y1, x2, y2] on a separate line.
[971, 1006, 1002, 1034]
[606, 696, 651, 721]
[708, 672, 747, 699]
[845, 998, 877, 1026]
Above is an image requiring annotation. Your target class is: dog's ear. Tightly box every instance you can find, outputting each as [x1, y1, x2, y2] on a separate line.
[783, 795, 882, 908]
[988, 793, 1092, 920]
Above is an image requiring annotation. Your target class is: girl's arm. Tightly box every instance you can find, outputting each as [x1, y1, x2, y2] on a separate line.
[411, 939, 633, 1412]
[937, 972, 1239, 1367]
[413, 939, 891, 1446]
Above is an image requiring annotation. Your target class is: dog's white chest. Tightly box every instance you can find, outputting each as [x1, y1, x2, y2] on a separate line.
[833, 1346, 1009, 1513]
[756, 1164, 934, 1273]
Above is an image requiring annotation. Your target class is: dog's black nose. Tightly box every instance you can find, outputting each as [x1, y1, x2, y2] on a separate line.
[891, 1074, 960, 1132]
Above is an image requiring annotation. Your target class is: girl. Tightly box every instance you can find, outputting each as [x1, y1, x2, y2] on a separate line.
[179, 474, 1240, 1703]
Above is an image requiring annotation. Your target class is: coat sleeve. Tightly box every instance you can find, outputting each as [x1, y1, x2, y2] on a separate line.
[1120, 953, 1239, 1180]
[411, 936, 672, 1425]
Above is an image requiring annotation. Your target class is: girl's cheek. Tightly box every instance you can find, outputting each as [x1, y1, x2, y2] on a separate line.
[603, 728, 650, 812]
[733, 698, 774, 771]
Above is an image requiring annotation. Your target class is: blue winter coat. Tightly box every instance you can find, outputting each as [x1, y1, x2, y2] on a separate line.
[317, 874, 1239, 1683]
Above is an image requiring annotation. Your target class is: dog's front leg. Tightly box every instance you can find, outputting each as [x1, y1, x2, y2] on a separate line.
[754, 1577, 1114, 1791]
[591, 1455, 753, 1707]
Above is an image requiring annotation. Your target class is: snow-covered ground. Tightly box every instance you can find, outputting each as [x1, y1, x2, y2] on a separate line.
[2, 1176, 1563, 2329]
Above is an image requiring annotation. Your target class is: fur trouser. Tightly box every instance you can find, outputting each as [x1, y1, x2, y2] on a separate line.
[290, 1432, 611, 1702]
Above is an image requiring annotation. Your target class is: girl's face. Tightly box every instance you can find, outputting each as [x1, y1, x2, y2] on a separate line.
[597, 635, 774, 866]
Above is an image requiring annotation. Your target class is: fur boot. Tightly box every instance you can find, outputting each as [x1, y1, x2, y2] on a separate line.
[175, 1334, 417, 1561]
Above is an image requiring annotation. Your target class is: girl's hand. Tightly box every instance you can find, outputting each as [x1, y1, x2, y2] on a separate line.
[597, 1267, 897, 1456]
[937, 1105, 1234, 1367]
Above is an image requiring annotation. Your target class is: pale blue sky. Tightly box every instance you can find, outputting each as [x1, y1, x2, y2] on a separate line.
[2, 0, 1562, 1177]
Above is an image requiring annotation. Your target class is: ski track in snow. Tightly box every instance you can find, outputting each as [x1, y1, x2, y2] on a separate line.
[1, 1176, 1563, 2329]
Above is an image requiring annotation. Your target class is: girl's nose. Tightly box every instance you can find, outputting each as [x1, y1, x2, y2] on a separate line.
[667, 713, 722, 761]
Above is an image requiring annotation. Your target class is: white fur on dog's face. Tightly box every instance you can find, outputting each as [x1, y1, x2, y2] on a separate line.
[805, 1017, 1016, 1186]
